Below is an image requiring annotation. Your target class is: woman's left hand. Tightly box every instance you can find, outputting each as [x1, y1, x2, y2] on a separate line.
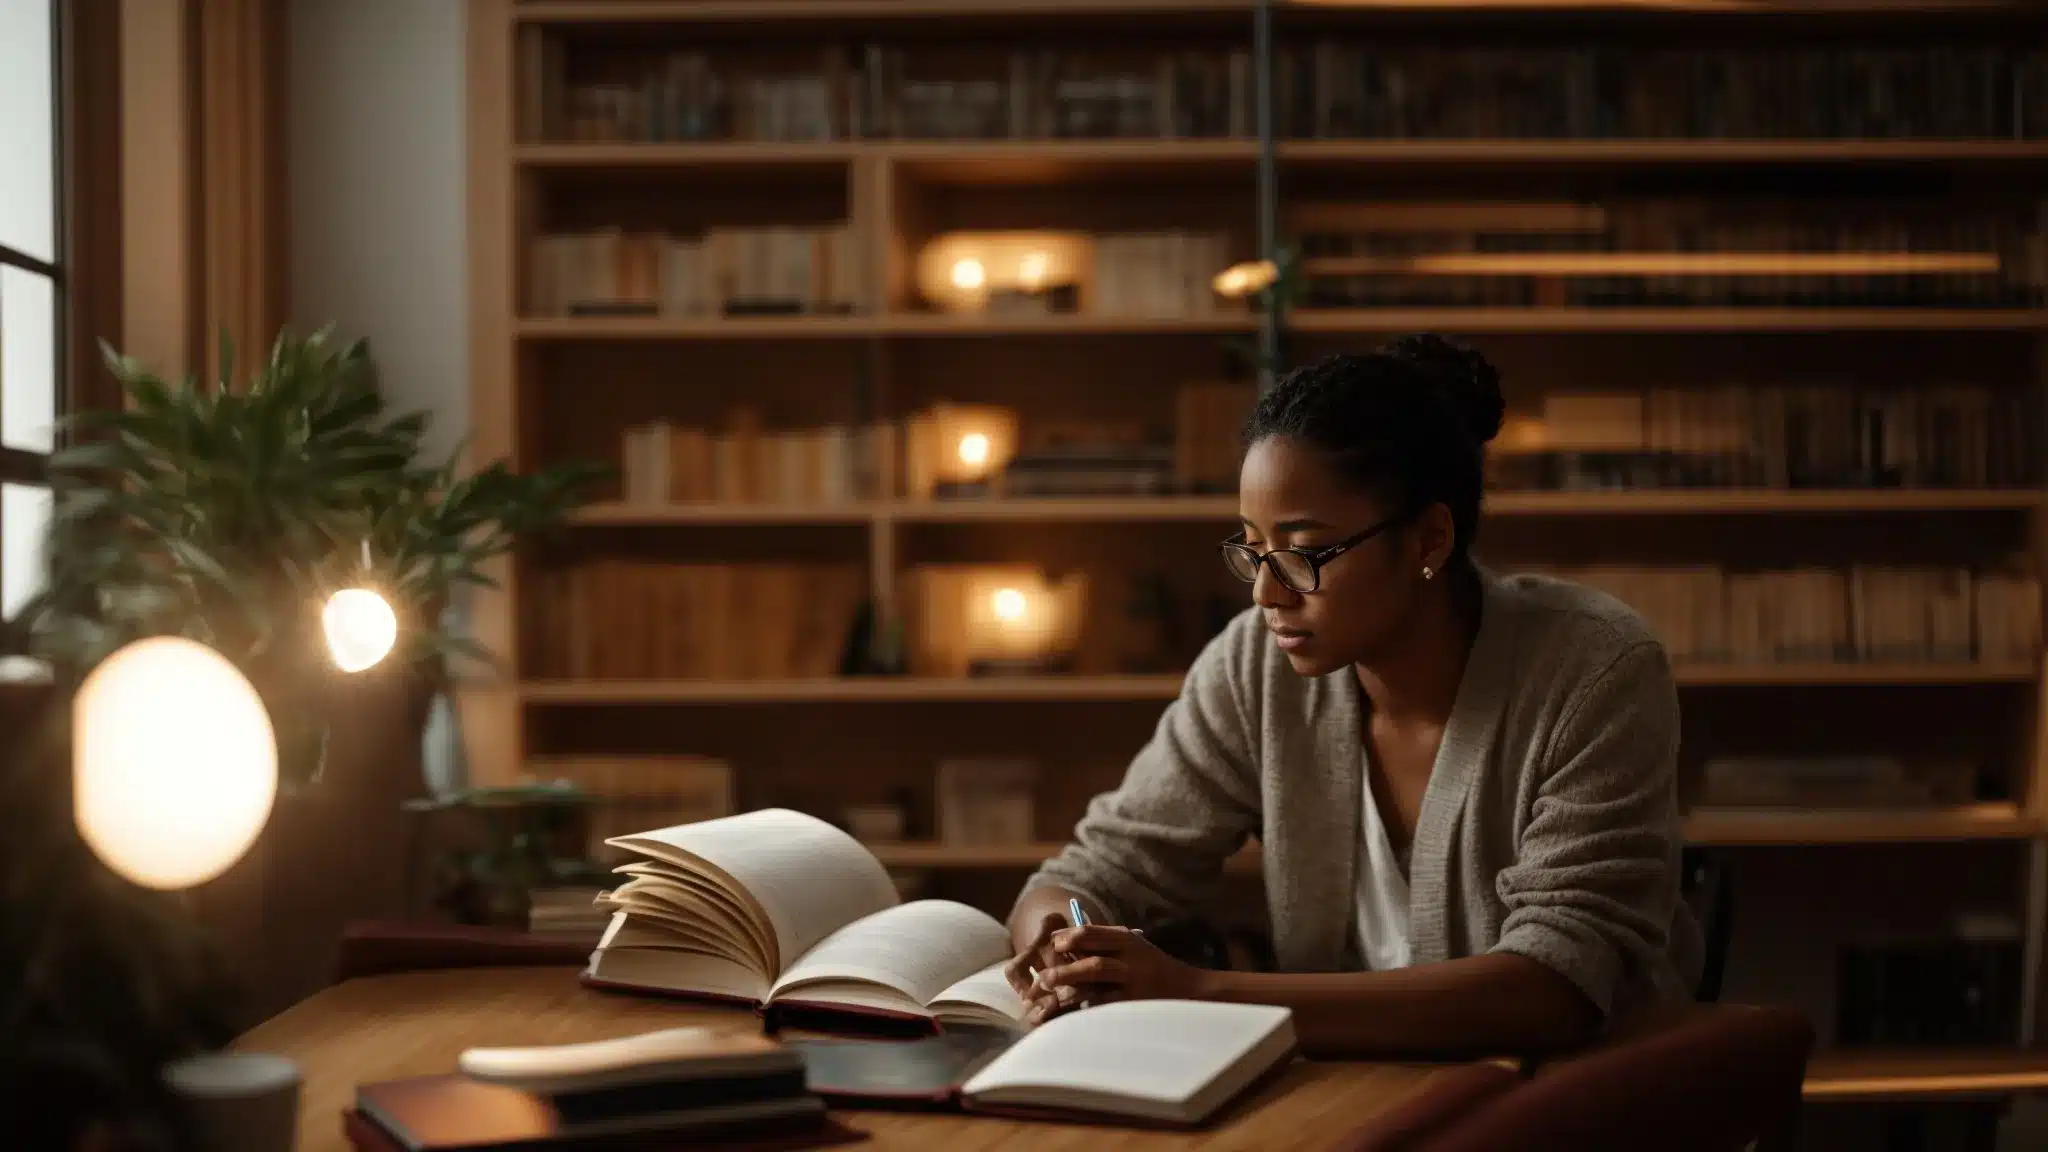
[1025, 925, 1214, 1026]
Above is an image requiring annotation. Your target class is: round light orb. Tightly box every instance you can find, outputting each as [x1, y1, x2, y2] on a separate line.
[992, 587, 1028, 622]
[957, 432, 992, 467]
[323, 587, 397, 673]
[950, 258, 986, 291]
[74, 636, 278, 890]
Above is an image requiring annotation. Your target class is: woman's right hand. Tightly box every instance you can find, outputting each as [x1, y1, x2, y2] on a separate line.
[1002, 910, 1069, 1016]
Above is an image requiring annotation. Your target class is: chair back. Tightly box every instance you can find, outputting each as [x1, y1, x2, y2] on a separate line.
[1423, 1005, 1815, 1152]
[1682, 846, 1734, 1002]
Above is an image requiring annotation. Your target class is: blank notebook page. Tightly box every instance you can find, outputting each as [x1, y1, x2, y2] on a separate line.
[959, 999, 1294, 1119]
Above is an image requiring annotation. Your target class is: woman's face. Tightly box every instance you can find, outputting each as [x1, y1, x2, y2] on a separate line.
[1236, 435, 1451, 677]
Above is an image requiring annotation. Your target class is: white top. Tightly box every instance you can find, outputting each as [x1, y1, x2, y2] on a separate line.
[1354, 767, 1413, 971]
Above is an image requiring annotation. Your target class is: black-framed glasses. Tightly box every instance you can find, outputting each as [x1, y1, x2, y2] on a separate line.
[1219, 511, 1415, 594]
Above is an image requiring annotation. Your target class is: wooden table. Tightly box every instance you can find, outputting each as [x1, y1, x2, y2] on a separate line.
[236, 965, 1467, 1151]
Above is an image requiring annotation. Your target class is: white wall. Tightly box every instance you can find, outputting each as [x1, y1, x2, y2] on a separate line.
[290, 0, 469, 463]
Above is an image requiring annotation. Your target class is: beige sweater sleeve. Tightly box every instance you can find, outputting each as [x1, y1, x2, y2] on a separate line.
[1020, 621, 1264, 927]
[1490, 639, 1688, 1019]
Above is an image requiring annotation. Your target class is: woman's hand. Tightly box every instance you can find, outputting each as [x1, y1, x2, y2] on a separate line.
[1021, 925, 1214, 1026]
[1002, 911, 1072, 1010]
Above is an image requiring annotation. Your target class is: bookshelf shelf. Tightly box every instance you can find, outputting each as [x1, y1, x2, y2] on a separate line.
[518, 676, 1190, 704]
[571, 502, 879, 527]
[1803, 1049, 2048, 1102]
[1683, 803, 2037, 846]
[1280, 139, 2048, 169]
[518, 665, 2035, 706]
[860, 807, 2038, 876]
[1675, 663, 2037, 686]
[513, 139, 2048, 181]
[510, 0, 2043, 24]
[1289, 308, 2048, 335]
[568, 490, 2043, 527]
[878, 312, 1258, 337]
[515, 315, 882, 341]
[516, 141, 859, 172]
[518, 310, 2045, 342]
[513, 0, 1257, 24]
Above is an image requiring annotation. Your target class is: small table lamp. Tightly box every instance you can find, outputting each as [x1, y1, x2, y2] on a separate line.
[71, 582, 399, 1152]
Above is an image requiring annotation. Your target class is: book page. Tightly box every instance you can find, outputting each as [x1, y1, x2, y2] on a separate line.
[769, 899, 1012, 1008]
[927, 960, 1028, 1026]
[610, 808, 899, 973]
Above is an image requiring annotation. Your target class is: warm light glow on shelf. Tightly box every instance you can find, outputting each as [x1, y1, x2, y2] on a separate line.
[1212, 259, 1278, 299]
[950, 257, 986, 291]
[916, 231, 1089, 313]
[991, 586, 1028, 622]
[921, 403, 1018, 487]
[957, 431, 992, 468]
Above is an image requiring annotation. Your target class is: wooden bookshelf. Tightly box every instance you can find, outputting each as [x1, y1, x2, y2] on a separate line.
[473, 0, 2048, 1089]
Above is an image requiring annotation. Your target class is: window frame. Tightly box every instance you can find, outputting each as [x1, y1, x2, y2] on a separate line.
[0, 0, 65, 628]
[0, 0, 66, 596]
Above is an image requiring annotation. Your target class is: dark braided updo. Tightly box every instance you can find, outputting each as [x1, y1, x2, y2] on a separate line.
[1242, 334, 1504, 567]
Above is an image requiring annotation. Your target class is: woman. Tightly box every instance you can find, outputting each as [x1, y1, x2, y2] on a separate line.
[1005, 336, 1702, 1058]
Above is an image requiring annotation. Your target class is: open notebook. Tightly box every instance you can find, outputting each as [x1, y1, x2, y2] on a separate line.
[584, 808, 1026, 1030]
[795, 999, 1299, 1127]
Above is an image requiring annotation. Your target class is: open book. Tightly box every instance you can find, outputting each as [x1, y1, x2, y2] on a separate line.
[584, 808, 1026, 1030]
[795, 999, 1299, 1127]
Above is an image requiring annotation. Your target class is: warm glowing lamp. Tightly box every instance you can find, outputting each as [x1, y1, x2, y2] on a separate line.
[73, 636, 279, 890]
[916, 402, 1018, 493]
[915, 232, 1090, 314]
[1213, 259, 1278, 300]
[322, 587, 398, 673]
[963, 569, 1087, 671]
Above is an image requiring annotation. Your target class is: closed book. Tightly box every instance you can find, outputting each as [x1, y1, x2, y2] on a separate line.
[346, 1074, 839, 1151]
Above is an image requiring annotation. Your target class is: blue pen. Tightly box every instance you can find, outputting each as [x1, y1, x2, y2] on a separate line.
[1065, 898, 1092, 1009]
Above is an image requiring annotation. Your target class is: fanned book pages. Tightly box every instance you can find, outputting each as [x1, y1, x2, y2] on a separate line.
[584, 808, 1027, 1031]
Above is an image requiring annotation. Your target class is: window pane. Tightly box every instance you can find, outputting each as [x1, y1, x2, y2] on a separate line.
[0, 0, 56, 264]
[2, 481, 50, 621]
[1, 264, 55, 452]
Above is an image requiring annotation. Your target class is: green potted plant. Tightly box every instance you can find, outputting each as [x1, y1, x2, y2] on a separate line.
[2, 327, 604, 787]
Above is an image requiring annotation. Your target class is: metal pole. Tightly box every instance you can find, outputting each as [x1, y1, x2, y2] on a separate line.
[1253, 0, 1280, 389]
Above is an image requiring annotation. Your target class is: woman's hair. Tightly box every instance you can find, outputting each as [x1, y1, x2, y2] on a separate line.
[1241, 334, 1504, 566]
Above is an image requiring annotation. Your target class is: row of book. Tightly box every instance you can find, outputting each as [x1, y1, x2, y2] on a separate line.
[1088, 232, 1236, 320]
[1538, 565, 2042, 667]
[520, 33, 2048, 144]
[616, 387, 1258, 507]
[526, 557, 2040, 681]
[1271, 44, 2048, 142]
[1491, 383, 2039, 491]
[529, 226, 870, 318]
[529, 562, 869, 681]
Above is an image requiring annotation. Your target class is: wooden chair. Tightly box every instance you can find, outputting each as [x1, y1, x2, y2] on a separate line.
[1418, 1005, 1813, 1152]
[1682, 846, 1735, 1003]
[332, 920, 593, 984]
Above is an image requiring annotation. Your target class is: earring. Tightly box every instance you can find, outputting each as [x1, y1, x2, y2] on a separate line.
[1422, 566, 1435, 581]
